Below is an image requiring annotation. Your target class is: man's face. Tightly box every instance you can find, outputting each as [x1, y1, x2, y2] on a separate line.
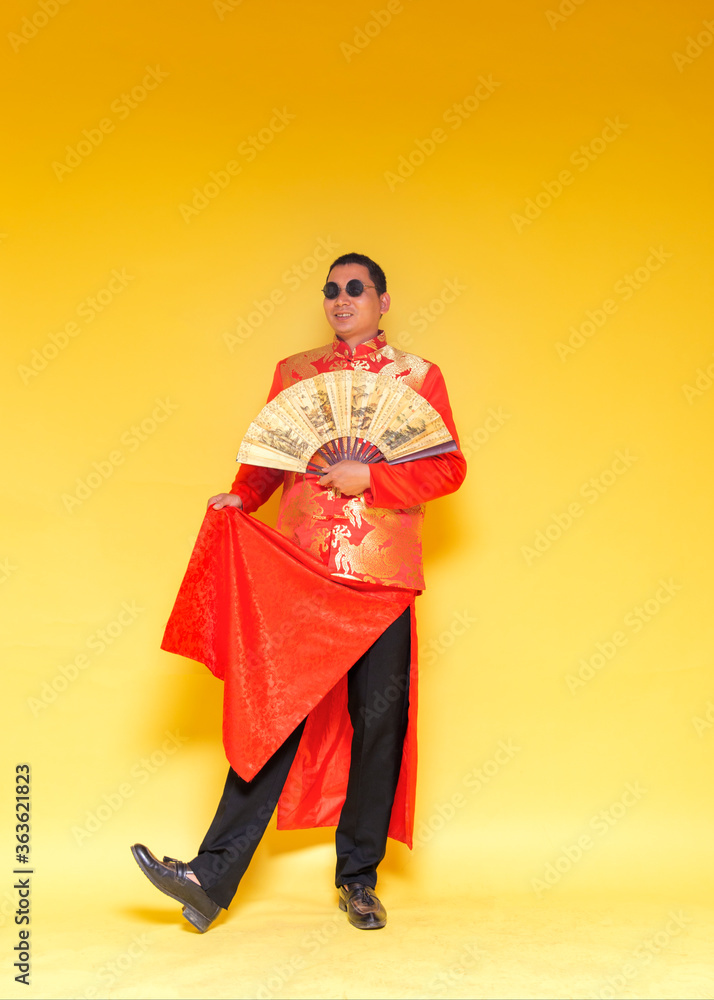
[322, 263, 390, 341]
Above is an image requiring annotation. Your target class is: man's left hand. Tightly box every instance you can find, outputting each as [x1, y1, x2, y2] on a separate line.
[317, 460, 371, 496]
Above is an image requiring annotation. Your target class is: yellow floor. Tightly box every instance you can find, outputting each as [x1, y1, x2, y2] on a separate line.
[12, 850, 714, 1000]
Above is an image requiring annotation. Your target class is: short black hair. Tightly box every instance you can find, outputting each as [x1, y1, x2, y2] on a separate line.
[326, 252, 387, 296]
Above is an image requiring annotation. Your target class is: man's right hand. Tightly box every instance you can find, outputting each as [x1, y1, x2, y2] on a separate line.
[207, 493, 243, 510]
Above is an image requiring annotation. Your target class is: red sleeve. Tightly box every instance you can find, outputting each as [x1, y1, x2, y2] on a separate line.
[365, 363, 467, 510]
[229, 364, 285, 513]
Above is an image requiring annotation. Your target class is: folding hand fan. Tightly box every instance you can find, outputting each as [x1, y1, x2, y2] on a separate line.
[236, 369, 457, 474]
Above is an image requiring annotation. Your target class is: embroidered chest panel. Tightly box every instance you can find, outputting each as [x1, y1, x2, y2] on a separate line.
[279, 342, 431, 394]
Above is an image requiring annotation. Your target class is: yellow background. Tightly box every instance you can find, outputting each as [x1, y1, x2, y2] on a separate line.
[2, 0, 713, 997]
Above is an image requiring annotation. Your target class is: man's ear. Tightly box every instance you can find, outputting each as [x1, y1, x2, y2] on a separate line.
[379, 292, 391, 315]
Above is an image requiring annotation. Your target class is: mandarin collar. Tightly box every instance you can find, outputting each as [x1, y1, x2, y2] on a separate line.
[332, 330, 387, 360]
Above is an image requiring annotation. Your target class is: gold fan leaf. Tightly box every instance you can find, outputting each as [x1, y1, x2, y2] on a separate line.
[236, 370, 456, 472]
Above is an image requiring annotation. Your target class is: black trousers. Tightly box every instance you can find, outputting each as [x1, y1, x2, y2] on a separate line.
[190, 607, 411, 909]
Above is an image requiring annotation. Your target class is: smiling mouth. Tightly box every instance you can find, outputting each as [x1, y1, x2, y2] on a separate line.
[334, 312, 353, 318]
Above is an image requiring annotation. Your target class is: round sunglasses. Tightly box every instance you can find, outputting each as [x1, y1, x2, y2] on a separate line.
[322, 279, 377, 299]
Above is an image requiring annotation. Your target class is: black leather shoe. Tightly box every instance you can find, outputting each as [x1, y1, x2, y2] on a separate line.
[338, 883, 387, 929]
[130, 843, 221, 932]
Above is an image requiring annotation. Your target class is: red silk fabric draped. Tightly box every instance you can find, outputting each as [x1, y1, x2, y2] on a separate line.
[161, 507, 419, 847]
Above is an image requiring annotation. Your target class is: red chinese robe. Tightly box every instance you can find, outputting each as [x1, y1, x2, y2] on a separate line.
[163, 332, 465, 848]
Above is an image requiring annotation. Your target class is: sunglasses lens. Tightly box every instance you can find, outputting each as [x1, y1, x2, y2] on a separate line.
[323, 282, 339, 299]
[345, 279, 365, 296]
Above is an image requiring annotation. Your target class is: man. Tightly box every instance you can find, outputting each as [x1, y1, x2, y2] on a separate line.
[132, 252, 466, 932]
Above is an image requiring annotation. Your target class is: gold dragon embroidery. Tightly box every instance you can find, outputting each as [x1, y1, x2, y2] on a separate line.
[329, 498, 424, 584]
